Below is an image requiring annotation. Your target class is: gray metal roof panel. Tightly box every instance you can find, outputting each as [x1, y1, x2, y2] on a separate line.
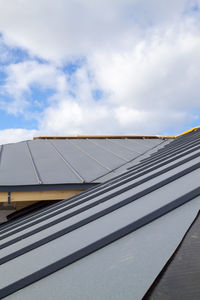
[145, 210, 200, 300]
[0, 138, 165, 188]
[0, 170, 199, 290]
[4, 198, 200, 300]
[93, 139, 172, 182]
[0, 142, 38, 185]
[50, 139, 112, 182]
[1, 155, 199, 245]
[1, 149, 198, 244]
[0, 129, 200, 299]
[0, 166, 199, 262]
[27, 140, 81, 184]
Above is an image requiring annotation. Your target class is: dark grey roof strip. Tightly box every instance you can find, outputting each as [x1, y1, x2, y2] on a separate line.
[1, 187, 199, 299]
[138, 134, 200, 163]
[0, 141, 194, 237]
[87, 139, 129, 162]
[127, 142, 200, 173]
[25, 141, 42, 185]
[0, 183, 95, 193]
[140, 142, 200, 171]
[0, 160, 199, 249]
[68, 140, 112, 172]
[155, 130, 200, 153]
[155, 130, 200, 150]
[48, 140, 85, 183]
[143, 135, 200, 163]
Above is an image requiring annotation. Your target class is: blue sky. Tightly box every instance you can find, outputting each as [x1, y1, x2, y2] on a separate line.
[0, 0, 199, 143]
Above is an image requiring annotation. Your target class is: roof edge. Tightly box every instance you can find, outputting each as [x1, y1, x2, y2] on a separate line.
[175, 126, 200, 138]
[33, 126, 200, 140]
[33, 134, 174, 140]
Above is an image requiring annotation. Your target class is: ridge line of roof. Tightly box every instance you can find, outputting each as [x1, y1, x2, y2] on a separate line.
[32, 126, 200, 140]
[33, 135, 174, 140]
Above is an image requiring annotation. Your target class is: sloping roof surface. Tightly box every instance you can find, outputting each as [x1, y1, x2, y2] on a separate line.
[0, 138, 168, 190]
[0, 128, 199, 299]
[145, 212, 200, 299]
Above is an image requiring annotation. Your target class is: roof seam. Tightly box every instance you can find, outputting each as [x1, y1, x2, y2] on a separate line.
[92, 139, 169, 183]
[106, 138, 142, 154]
[48, 140, 85, 183]
[67, 139, 112, 172]
[86, 138, 129, 162]
[25, 141, 43, 185]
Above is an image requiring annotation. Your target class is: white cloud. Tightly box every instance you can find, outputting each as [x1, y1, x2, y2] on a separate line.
[0, 128, 37, 144]
[0, 60, 68, 115]
[0, 0, 199, 143]
[0, 0, 195, 62]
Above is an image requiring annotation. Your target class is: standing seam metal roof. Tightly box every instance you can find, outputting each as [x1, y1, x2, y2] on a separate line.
[0, 129, 199, 299]
[0, 138, 168, 189]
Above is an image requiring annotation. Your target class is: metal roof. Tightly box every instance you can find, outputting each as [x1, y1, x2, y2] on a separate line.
[145, 212, 200, 299]
[0, 129, 199, 299]
[0, 137, 168, 191]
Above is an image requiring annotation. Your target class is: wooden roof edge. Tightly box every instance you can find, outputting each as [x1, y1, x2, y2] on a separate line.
[33, 126, 200, 140]
[33, 134, 175, 140]
[175, 126, 200, 138]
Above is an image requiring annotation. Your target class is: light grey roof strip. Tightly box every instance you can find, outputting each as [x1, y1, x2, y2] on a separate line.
[87, 139, 129, 162]
[68, 140, 112, 172]
[106, 139, 141, 154]
[48, 140, 85, 183]
[25, 142, 42, 185]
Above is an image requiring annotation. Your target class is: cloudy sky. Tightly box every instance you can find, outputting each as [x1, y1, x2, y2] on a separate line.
[0, 0, 200, 143]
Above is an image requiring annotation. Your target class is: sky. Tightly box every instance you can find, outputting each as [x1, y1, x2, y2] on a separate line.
[0, 0, 200, 143]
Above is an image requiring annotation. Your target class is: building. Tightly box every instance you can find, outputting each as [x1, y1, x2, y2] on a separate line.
[0, 127, 199, 299]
